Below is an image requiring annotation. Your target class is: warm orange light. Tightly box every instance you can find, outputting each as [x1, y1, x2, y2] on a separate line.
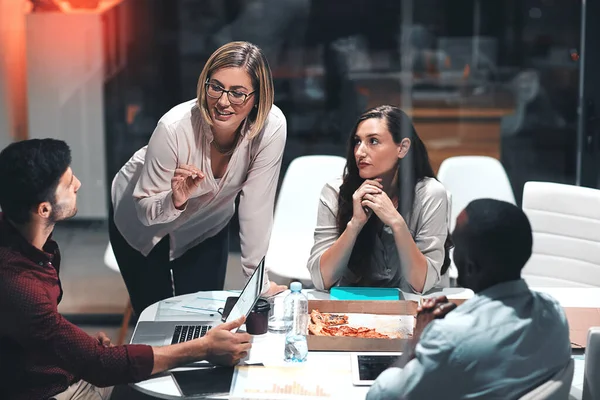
[463, 64, 471, 79]
[55, 0, 106, 13]
[2, 0, 29, 139]
[570, 51, 580, 61]
[126, 105, 141, 125]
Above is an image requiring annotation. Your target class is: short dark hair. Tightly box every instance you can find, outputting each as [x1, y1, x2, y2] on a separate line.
[0, 139, 71, 224]
[454, 198, 533, 276]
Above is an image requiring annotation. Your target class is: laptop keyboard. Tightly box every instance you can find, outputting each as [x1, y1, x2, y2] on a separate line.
[171, 325, 212, 344]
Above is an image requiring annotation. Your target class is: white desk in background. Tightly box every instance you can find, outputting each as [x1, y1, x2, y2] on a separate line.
[131, 286, 597, 399]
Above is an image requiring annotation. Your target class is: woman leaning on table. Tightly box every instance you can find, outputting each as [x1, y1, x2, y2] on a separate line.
[110, 41, 287, 315]
[307, 105, 452, 293]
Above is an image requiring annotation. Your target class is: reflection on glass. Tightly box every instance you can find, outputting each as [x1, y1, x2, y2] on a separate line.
[104, 0, 581, 212]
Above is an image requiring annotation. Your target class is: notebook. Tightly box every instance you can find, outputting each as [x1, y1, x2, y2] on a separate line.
[330, 287, 401, 301]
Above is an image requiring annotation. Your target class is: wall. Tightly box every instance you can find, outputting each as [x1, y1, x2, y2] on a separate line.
[0, 0, 28, 149]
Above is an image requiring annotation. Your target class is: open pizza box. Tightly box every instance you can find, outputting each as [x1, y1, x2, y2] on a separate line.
[307, 299, 600, 351]
[307, 299, 418, 352]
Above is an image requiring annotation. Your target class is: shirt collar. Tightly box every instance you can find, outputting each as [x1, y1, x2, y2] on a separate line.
[0, 213, 58, 267]
[478, 278, 530, 300]
[454, 279, 530, 315]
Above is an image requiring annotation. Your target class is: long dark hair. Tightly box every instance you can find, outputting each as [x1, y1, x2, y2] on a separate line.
[336, 105, 452, 281]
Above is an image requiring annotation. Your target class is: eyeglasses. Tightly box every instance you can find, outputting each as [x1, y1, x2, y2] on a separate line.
[205, 80, 255, 105]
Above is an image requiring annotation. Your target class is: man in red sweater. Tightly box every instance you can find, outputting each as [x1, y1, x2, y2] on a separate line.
[0, 139, 252, 400]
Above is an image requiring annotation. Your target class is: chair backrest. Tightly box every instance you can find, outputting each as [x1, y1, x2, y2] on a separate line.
[437, 190, 454, 287]
[437, 156, 516, 231]
[266, 155, 347, 287]
[583, 327, 600, 400]
[103, 242, 119, 273]
[518, 359, 574, 400]
[522, 182, 600, 287]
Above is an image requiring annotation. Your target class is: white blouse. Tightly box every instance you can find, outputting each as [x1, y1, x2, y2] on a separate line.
[111, 99, 287, 281]
[307, 177, 449, 293]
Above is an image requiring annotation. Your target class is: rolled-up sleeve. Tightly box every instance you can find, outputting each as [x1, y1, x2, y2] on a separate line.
[238, 117, 287, 287]
[367, 323, 458, 400]
[306, 182, 341, 290]
[2, 276, 154, 387]
[413, 182, 449, 293]
[133, 120, 184, 226]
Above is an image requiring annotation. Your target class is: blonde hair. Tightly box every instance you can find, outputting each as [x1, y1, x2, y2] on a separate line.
[196, 41, 274, 139]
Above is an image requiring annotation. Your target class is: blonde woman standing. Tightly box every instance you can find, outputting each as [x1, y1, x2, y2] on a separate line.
[111, 42, 287, 315]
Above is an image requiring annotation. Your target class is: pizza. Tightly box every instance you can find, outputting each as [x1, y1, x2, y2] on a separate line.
[310, 309, 348, 326]
[308, 309, 391, 339]
[321, 325, 390, 339]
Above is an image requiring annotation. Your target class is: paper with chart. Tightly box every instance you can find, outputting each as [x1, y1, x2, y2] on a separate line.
[168, 291, 239, 315]
[230, 365, 355, 399]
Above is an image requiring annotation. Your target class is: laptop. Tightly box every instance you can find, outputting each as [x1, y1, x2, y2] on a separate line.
[130, 257, 265, 346]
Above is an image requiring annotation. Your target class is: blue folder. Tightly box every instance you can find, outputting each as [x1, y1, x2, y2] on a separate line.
[330, 286, 401, 301]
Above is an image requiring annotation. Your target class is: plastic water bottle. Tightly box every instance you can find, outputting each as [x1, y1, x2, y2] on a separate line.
[283, 282, 309, 362]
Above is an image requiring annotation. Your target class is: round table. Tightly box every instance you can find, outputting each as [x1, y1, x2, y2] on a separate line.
[131, 286, 595, 399]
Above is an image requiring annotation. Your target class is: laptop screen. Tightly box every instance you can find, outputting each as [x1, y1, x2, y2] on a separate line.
[225, 257, 264, 323]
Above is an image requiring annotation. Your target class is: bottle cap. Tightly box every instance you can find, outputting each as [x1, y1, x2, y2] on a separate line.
[290, 282, 302, 292]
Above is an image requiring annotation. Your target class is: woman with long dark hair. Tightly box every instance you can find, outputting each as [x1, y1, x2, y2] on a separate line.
[307, 105, 450, 293]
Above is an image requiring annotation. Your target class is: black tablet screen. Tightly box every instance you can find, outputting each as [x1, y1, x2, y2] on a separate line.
[172, 367, 234, 396]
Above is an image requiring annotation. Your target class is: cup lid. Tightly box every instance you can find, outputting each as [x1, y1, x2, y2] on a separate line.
[253, 298, 270, 312]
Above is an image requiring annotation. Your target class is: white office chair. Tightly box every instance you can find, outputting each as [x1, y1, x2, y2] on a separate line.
[437, 156, 516, 232]
[522, 182, 600, 287]
[518, 359, 574, 400]
[266, 155, 346, 287]
[583, 327, 600, 400]
[437, 190, 454, 288]
[103, 242, 119, 273]
[437, 156, 516, 282]
[103, 242, 133, 345]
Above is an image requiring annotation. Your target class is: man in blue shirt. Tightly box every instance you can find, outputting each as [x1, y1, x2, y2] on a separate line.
[367, 199, 571, 400]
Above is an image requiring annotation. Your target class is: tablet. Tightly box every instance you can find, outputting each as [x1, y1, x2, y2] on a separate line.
[172, 367, 234, 397]
[221, 256, 265, 326]
[350, 352, 403, 386]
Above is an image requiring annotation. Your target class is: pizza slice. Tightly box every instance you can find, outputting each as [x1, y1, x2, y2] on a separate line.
[308, 323, 324, 336]
[308, 309, 391, 338]
[310, 309, 325, 325]
[322, 313, 349, 326]
[336, 325, 359, 336]
[321, 326, 341, 336]
[356, 330, 390, 339]
[310, 309, 348, 326]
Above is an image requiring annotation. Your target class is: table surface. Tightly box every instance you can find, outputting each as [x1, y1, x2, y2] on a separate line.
[132, 286, 596, 399]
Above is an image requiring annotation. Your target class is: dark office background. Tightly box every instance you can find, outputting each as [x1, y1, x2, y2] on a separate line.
[8, 0, 596, 320]
[101, 0, 584, 254]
